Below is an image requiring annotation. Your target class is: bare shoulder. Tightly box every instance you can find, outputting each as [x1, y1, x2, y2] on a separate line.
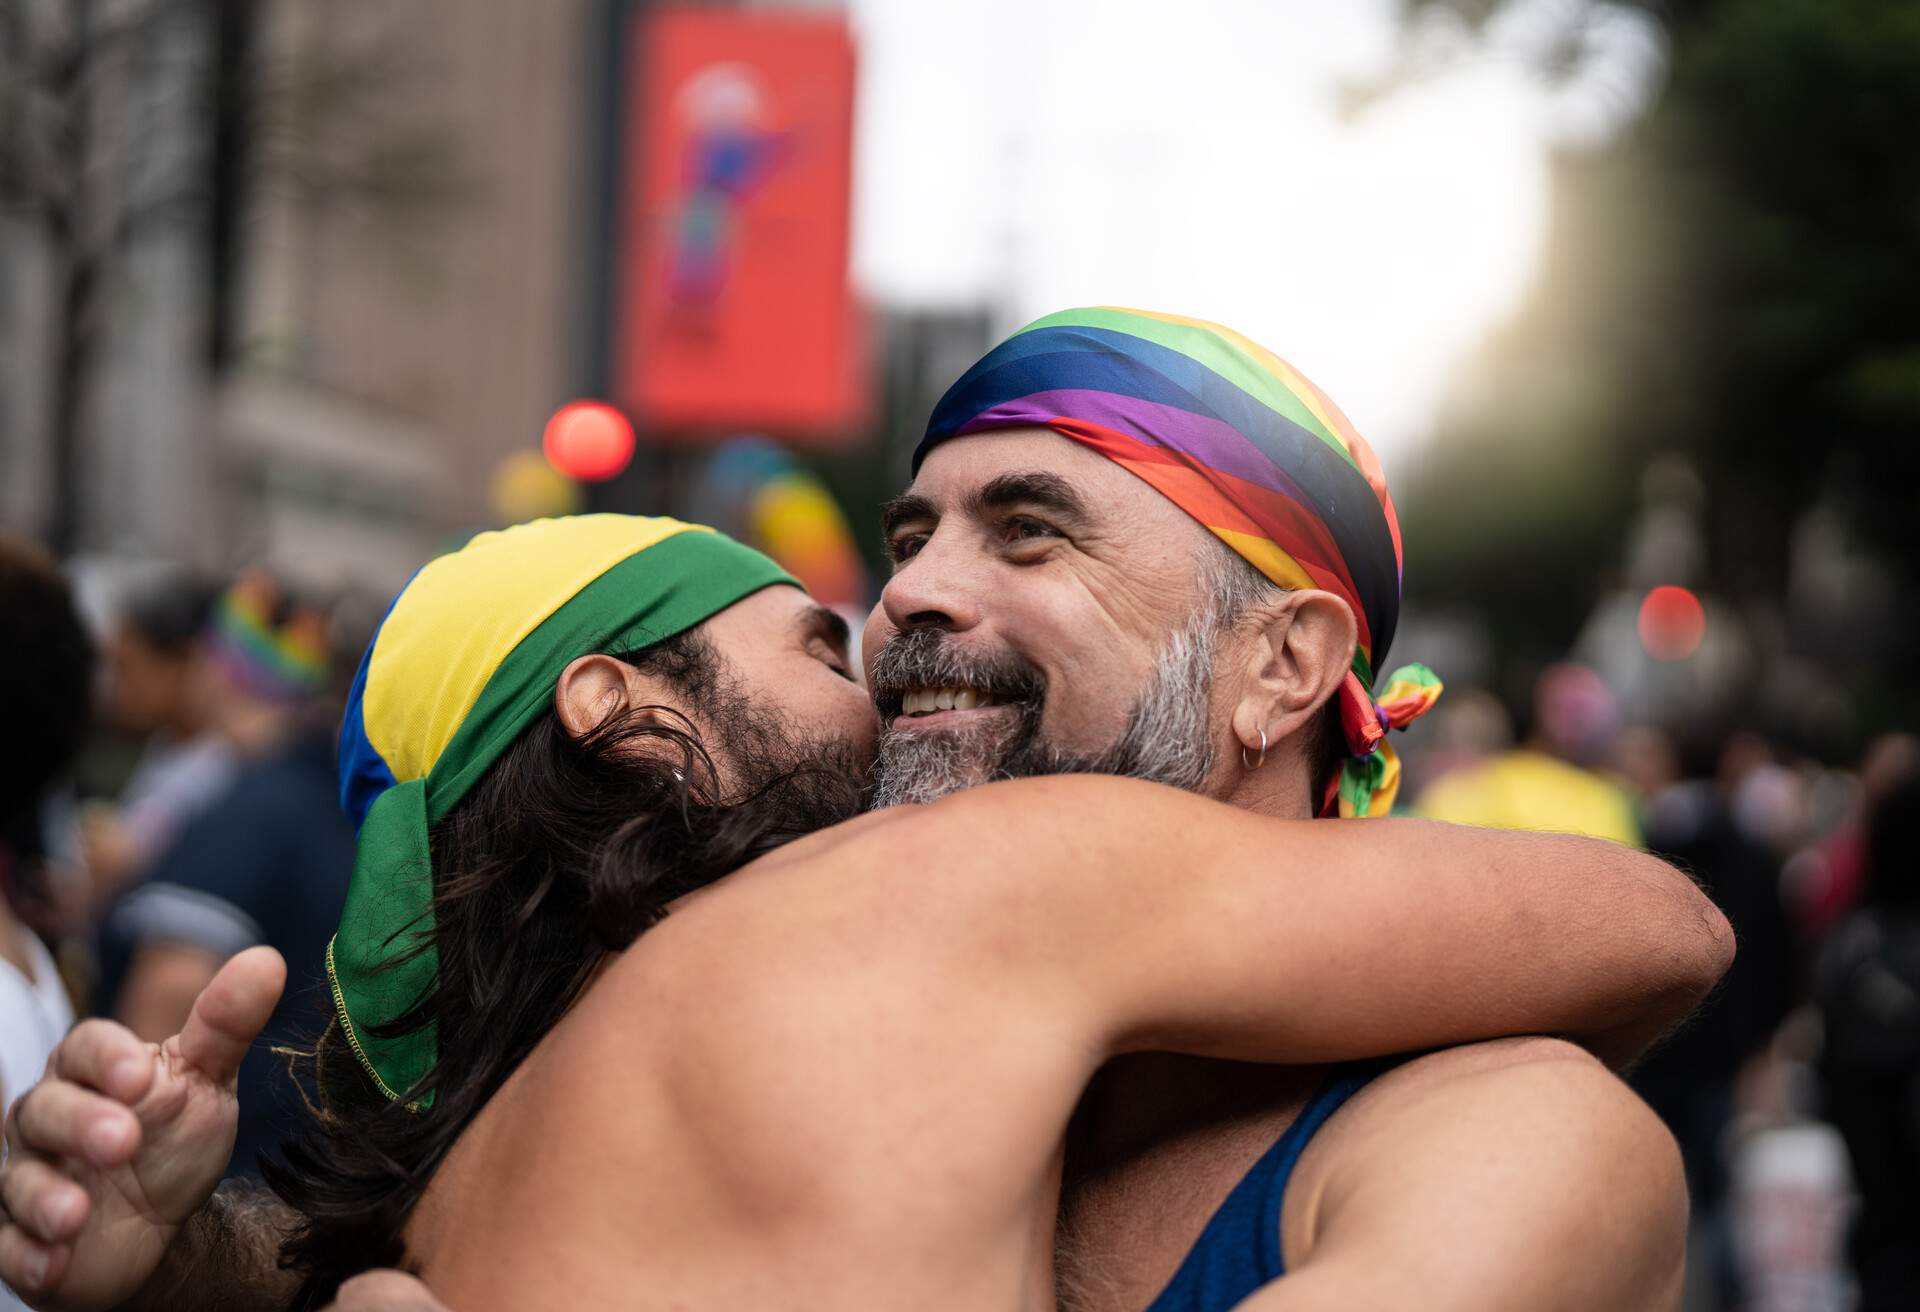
[1298, 1037, 1684, 1221]
[1320, 1036, 1675, 1156]
[1268, 1038, 1687, 1311]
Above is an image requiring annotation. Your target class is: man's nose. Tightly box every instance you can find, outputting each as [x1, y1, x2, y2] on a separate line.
[878, 532, 986, 634]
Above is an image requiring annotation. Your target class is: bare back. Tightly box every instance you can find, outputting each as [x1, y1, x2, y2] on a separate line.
[406, 808, 1091, 1311]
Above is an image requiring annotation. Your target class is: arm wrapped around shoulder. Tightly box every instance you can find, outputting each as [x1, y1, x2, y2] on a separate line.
[897, 777, 1734, 1071]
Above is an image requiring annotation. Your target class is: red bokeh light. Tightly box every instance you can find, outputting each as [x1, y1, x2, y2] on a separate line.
[542, 401, 635, 482]
[1638, 586, 1706, 661]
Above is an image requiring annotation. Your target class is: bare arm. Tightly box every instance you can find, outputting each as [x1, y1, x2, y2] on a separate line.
[902, 776, 1731, 1072]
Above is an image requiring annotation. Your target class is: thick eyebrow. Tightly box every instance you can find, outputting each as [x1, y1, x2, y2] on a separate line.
[798, 604, 851, 654]
[967, 471, 1090, 527]
[880, 493, 937, 542]
[879, 471, 1092, 543]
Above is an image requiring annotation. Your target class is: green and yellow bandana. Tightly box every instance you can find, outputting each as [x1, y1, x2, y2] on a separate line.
[331, 514, 796, 1106]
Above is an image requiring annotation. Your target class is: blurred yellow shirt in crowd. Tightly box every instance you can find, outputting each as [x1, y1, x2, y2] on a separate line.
[1415, 749, 1644, 848]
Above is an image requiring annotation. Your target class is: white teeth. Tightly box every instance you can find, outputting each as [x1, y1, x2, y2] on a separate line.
[900, 686, 998, 716]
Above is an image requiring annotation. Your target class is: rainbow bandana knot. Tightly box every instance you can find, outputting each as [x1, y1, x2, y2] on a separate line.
[331, 514, 795, 1106]
[914, 307, 1441, 818]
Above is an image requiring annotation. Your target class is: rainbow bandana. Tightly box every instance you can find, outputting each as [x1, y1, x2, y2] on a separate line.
[330, 514, 795, 1105]
[914, 307, 1442, 818]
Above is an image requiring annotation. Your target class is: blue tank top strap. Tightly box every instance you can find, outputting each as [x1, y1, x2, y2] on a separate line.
[1141, 1064, 1378, 1312]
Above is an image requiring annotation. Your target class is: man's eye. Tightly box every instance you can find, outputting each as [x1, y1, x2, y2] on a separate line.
[1006, 517, 1059, 544]
[810, 640, 855, 681]
[888, 533, 928, 562]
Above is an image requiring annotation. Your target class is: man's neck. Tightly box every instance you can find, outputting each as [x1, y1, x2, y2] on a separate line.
[1069, 758, 1323, 1177]
[1057, 761, 1332, 1309]
[1217, 764, 1314, 820]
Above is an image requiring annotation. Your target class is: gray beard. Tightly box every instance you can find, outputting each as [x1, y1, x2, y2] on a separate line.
[868, 614, 1219, 809]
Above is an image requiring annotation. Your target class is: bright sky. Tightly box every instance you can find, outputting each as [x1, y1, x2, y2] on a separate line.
[844, 0, 1664, 468]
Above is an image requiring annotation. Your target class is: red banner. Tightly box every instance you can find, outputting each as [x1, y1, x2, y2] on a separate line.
[616, 8, 863, 444]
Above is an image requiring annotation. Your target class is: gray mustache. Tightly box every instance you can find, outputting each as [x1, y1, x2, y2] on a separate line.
[866, 628, 1046, 718]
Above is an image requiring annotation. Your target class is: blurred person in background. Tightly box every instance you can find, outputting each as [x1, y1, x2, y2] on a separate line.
[1415, 660, 1642, 845]
[0, 537, 89, 1312]
[1815, 769, 1920, 1311]
[1616, 724, 1794, 1312]
[1612, 723, 1686, 834]
[1717, 732, 1814, 868]
[94, 571, 353, 1178]
[79, 573, 234, 908]
[1796, 732, 1918, 944]
[1402, 685, 1514, 790]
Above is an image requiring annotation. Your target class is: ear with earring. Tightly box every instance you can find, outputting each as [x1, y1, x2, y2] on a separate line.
[1241, 728, 1267, 771]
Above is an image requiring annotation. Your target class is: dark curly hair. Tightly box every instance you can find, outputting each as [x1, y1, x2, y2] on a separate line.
[264, 628, 866, 1307]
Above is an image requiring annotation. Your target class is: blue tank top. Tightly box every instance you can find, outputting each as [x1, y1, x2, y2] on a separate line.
[1141, 1066, 1376, 1312]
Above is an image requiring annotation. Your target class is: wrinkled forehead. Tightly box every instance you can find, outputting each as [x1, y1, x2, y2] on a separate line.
[905, 426, 1214, 552]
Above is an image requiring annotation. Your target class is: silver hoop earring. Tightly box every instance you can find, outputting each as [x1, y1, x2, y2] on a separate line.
[1241, 728, 1268, 771]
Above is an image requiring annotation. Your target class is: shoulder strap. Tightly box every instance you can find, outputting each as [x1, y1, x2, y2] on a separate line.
[1142, 1064, 1377, 1312]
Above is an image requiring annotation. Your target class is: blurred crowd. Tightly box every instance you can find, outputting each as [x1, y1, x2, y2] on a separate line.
[2, 531, 1917, 1312]
[0, 538, 356, 1199]
[1407, 665, 1919, 1312]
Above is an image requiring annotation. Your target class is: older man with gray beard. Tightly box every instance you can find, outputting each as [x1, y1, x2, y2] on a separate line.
[854, 307, 1688, 1310]
[2, 309, 1711, 1312]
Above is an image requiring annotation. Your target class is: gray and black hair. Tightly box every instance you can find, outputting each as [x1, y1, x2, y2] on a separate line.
[1196, 537, 1347, 802]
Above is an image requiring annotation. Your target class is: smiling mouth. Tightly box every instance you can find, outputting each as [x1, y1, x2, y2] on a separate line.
[898, 685, 1005, 716]
[877, 684, 1033, 735]
[869, 628, 1043, 731]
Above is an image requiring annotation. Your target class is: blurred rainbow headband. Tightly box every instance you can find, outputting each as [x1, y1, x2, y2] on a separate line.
[331, 515, 795, 1107]
[914, 307, 1442, 818]
[208, 571, 330, 701]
